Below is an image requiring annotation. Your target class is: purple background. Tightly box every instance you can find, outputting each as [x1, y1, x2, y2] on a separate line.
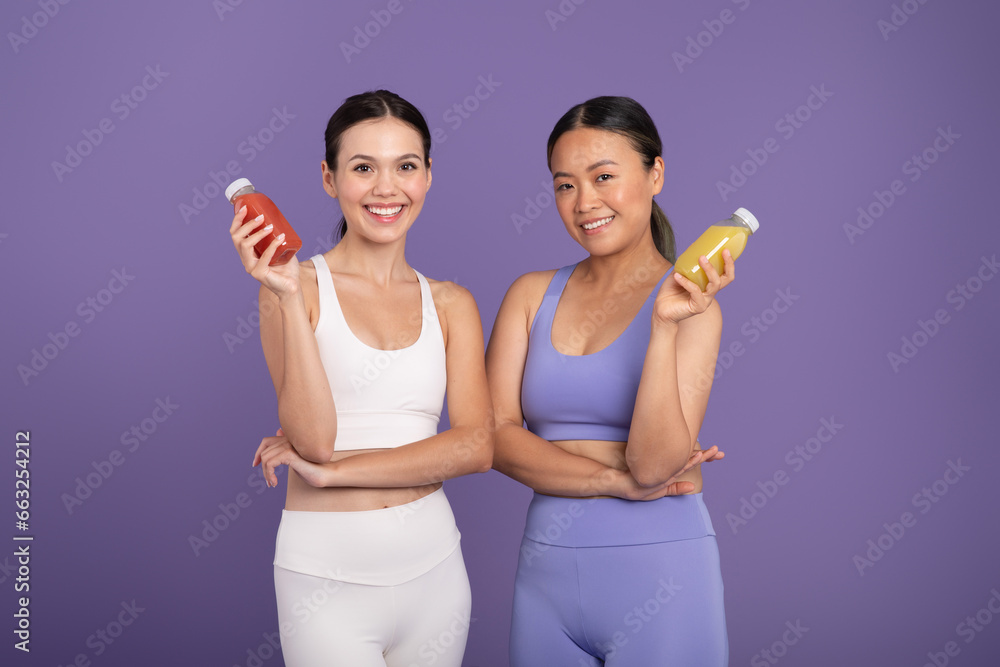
[4, 0, 999, 665]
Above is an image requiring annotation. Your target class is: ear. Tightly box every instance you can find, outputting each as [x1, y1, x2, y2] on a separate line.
[426, 157, 432, 192]
[650, 156, 665, 196]
[321, 160, 338, 199]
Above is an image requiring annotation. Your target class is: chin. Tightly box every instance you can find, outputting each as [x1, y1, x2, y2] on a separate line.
[365, 224, 412, 245]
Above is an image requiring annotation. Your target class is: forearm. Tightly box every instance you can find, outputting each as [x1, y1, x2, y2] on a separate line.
[275, 291, 337, 462]
[626, 321, 696, 486]
[493, 424, 621, 497]
[318, 424, 493, 488]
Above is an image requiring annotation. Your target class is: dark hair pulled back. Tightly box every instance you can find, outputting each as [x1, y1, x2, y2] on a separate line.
[324, 90, 431, 241]
[546, 96, 675, 263]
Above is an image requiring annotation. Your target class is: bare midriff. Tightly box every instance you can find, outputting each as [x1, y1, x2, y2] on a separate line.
[282, 448, 441, 512]
[550, 439, 703, 499]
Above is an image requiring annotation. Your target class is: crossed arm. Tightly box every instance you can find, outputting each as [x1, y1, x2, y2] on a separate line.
[485, 270, 725, 501]
[254, 281, 494, 488]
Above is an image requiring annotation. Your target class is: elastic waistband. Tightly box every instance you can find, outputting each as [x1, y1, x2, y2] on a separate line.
[523, 492, 716, 548]
[274, 487, 461, 585]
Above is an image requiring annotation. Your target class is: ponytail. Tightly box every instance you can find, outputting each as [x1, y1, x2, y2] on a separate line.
[650, 200, 676, 263]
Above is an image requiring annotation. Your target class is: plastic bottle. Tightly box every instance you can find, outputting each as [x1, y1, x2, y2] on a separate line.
[226, 178, 302, 266]
[675, 207, 759, 291]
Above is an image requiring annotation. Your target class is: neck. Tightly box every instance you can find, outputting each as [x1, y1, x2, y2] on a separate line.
[327, 232, 411, 286]
[580, 236, 669, 289]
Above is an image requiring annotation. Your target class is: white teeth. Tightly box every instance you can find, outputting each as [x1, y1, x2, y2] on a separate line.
[582, 216, 613, 230]
[366, 205, 403, 217]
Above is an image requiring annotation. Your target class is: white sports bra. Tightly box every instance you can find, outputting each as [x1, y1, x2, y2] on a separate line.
[310, 254, 447, 451]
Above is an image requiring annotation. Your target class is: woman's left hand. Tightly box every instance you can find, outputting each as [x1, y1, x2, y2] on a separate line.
[253, 429, 330, 488]
[653, 250, 735, 325]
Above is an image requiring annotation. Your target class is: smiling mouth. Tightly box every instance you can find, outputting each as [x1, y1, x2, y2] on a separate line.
[582, 216, 613, 231]
[365, 204, 404, 217]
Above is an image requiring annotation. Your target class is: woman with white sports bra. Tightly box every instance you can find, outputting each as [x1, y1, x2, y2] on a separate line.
[228, 90, 493, 666]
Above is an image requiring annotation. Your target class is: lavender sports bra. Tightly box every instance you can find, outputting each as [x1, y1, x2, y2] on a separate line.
[521, 262, 670, 442]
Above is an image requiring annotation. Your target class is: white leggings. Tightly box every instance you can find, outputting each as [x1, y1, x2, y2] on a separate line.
[274, 547, 471, 666]
[272, 489, 472, 666]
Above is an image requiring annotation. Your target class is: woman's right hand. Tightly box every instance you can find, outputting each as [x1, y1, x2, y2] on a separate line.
[253, 429, 330, 488]
[229, 205, 301, 298]
[608, 445, 724, 500]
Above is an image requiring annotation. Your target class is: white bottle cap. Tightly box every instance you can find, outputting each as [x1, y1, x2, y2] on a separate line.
[732, 207, 759, 233]
[225, 178, 254, 202]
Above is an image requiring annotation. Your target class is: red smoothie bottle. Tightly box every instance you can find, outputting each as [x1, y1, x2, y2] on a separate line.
[226, 178, 302, 266]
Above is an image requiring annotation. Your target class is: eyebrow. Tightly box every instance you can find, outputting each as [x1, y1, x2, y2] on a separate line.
[552, 159, 619, 180]
[347, 153, 423, 163]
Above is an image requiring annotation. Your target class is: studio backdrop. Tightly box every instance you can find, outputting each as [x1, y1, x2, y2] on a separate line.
[3, 0, 999, 665]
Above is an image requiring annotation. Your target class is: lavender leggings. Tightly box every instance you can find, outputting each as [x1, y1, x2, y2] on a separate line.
[510, 493, 728, 666]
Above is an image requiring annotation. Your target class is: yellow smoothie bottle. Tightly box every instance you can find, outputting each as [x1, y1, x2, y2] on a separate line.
[675, 207, 759, 291]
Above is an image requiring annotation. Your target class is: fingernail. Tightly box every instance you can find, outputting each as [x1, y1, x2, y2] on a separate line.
[255, 214, 265, 221]
[264, 224, 273, 231]
[277, 233, 286, 240]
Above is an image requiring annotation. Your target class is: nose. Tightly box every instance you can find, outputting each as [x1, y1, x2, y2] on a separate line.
[575, 182, 600, 213]
[373, 168, 397, 197]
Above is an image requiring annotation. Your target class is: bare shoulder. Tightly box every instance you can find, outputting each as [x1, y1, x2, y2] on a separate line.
[480, 268, 557, 339]
[503, 269, 559, 309]
[423, 278, 481, 351]
[298, 256, 318, 278]
[425, 276, 477, 315]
